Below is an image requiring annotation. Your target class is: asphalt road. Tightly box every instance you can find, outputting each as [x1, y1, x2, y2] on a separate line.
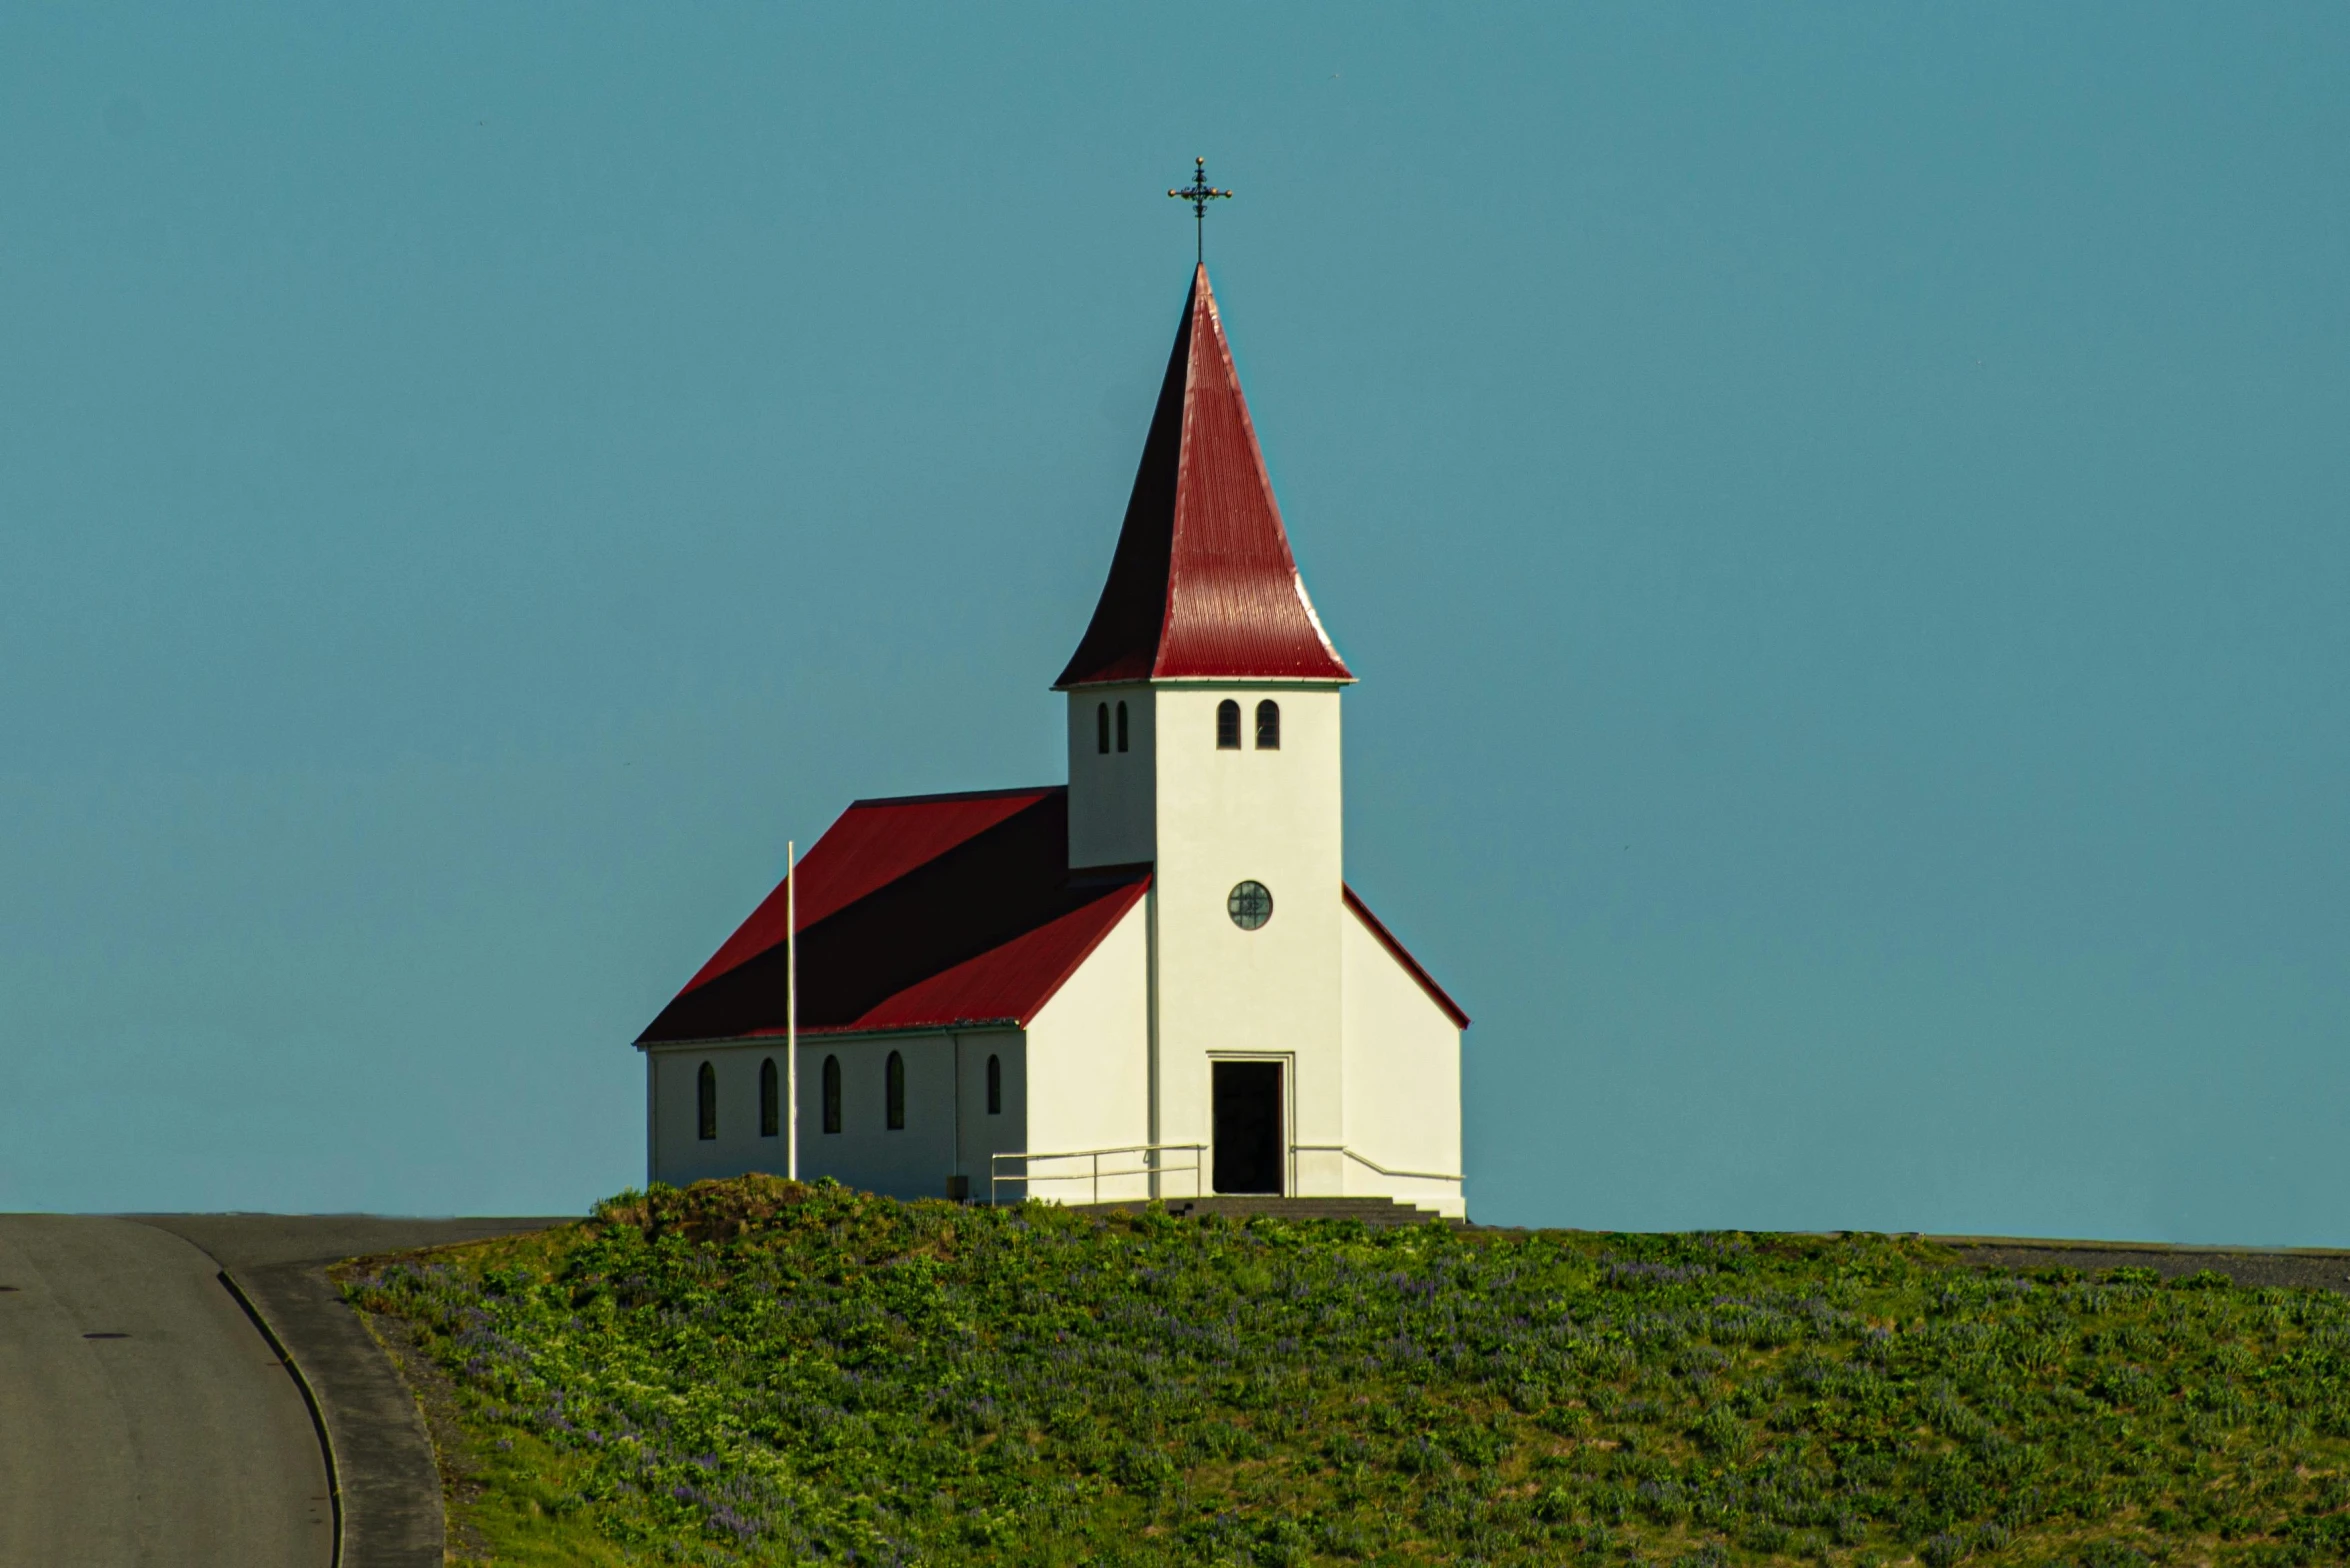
[0, 1216, 332, 1568]
[144, 1213, 572, 1568]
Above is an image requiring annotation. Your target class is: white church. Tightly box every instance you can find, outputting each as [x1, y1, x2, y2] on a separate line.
[635, 264, 1468, 1217]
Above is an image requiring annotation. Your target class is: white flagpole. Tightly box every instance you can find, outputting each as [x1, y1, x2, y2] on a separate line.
[785, 839, 798, 1182]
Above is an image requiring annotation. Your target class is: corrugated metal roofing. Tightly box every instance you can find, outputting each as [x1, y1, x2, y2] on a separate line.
[638, 787, 1148, 1044]
[1056, 265, 1354, 689]
[678, 788, 1051, 996]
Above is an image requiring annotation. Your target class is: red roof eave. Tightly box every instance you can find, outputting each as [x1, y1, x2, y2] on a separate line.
[1343, 884, 1470, 1029]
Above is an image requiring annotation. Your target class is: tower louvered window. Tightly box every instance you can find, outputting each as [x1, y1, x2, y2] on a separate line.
[886, 1051, 906, 1130]
[696, 1061, 717, 1141]
[1096, 703, 1109, 754]
[822, 1055, 842, 1134]
[759, 1057, 779, 1137]
[1255, 700, 1280, 750]
[1216, 699, 1241, 749]
[1116, 700, 1130, 752]
[987, 1053, 1002, 1115]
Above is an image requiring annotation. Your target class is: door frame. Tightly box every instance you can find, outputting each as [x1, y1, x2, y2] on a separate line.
[1204, 1052, 1294, 1197]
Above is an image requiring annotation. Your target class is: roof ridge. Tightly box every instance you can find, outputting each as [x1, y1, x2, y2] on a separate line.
[844, 784, 1063, 810]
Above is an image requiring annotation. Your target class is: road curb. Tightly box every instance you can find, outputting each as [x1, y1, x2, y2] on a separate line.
[225, 1262, 444, 1568]
[219, 1268, 345, 1565]
[121, 1216, 566, 1568]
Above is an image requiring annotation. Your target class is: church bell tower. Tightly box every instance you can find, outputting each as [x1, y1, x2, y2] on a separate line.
[1056, 265, 1354, 1193]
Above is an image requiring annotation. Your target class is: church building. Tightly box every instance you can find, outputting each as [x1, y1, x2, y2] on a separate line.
[635, 264, 1468, 1217]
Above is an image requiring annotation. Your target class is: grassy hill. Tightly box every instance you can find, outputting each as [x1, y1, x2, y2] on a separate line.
[343, 1177, 2350, 1567]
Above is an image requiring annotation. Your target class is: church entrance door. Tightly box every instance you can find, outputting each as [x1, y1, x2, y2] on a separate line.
[1211, 1061, 1284, 1195]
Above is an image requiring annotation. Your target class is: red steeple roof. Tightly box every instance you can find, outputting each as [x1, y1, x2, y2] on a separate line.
[1056, 266, 1353, 688]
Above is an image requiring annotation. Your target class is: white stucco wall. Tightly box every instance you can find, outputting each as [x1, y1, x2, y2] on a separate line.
[1146, 684, 1347, 1195]
[946, 1030, 1028, 1204]
[1066, 685, 1157, 868]
[791, 1033, 955, 1200]
[645, 1041, 797, 1189]
[1020, 896, 1153, 1203]
[646, 1029, 1023, 1202]
[1340, 904, 1466, 1217]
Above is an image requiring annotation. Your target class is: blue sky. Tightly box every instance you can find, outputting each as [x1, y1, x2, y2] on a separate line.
[3, 6, 2344, 1237]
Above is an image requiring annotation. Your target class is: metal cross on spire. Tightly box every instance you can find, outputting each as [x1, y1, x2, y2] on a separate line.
[1168, 156, 1231, 265]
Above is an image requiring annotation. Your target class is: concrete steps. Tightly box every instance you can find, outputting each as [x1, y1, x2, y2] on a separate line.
[1069, 1195, 1455, 1228]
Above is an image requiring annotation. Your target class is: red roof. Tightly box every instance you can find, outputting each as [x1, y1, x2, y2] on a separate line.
[1056, 266, 1353, 688]
[637, 788, 1148, 1044]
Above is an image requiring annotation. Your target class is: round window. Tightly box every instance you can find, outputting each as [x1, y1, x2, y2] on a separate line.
[1226, 880, 1273, 931]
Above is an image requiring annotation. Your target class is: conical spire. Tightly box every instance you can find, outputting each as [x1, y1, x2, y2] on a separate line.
[1056, 266, 1352, 688]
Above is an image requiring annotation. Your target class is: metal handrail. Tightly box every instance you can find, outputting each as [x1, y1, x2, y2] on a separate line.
[987, 1141, 1460, 1207]
[1289, 1143, 1464, 1185]
[990, 1142, 1208, 1207]
[993, 1140, 1210, 1163]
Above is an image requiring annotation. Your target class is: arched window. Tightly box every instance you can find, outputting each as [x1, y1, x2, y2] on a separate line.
[1115, 700, 1130, 753]
[1095, 702, 1109, 754]
[759, 1057, 779, 1138]
[1216, 698, 1241, 750]
[696, 1061, 717, 1141]
[822, 1055, 842, 1134]
[885, 1050, 906, 1130]
[986, 1053, 1002, 1115]
[1255, 699, 1281, 750]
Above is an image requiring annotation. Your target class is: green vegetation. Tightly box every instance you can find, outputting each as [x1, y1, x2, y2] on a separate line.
[344, 1177, 2350, 1567]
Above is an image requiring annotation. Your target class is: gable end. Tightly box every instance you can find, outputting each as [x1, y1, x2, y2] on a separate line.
[1342, 885, 1470, 1029]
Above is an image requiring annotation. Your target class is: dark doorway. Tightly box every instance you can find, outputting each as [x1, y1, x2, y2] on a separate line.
[1212, 1061, 1284, 1195]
